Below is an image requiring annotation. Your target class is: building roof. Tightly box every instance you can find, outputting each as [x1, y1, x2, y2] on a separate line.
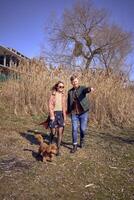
[0, 45, 29, 60]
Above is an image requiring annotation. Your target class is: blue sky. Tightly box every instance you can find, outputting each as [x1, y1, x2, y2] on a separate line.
[0, 0, 134, 79]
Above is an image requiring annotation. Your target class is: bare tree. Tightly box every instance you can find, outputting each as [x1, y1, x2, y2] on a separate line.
[44, 0, 133, 73]
[96, 25, 132, 74]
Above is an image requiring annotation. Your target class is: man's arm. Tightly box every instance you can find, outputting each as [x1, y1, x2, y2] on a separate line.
[67, 92, 70, 114]
[83, 87, 94, 94]
[83, 87, 91, 94]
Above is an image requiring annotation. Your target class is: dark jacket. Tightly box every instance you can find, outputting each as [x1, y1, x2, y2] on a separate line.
[67, 86, 91, 114]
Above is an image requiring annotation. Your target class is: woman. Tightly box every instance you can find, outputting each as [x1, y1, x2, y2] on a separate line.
[48, 81, 66, 156]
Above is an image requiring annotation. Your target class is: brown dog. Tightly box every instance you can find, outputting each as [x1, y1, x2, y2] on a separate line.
[35, 134, 57, 162]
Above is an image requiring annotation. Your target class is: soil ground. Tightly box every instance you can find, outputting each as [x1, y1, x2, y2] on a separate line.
[0, 101, 134, 200]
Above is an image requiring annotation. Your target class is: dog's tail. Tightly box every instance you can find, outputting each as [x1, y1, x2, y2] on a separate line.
[35, 134, 44, 144]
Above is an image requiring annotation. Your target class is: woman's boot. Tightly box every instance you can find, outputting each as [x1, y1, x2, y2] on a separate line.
[49, 132, 54, 144]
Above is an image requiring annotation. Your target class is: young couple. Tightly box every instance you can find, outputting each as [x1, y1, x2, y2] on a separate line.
[48, 74, 94, 156]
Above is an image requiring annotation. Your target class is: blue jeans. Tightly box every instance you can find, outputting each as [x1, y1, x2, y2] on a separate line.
[71, 111, 89, 145]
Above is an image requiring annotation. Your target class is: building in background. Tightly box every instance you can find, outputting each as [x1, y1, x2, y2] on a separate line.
[0, 45, 29, 80]
[0, 45, 29, 67]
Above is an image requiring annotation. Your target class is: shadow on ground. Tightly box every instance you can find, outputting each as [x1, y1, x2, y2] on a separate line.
[89, 128, 134, 145]
[19, 130, 50, 145]
[98, 132, 134, 145]
[23, 148, 43, 162]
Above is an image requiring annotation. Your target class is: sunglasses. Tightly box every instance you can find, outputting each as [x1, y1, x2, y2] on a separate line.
[58, 85, 64, 89]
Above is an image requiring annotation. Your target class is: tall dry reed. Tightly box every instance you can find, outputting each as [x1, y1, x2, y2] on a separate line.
[1, 60, 134, 128]
[80, 71, 134, 128]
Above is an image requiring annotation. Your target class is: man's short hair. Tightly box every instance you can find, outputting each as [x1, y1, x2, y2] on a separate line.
[70, 74, 78, 81]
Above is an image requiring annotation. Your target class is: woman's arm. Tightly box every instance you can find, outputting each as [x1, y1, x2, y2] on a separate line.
[62, 94, 67, 121]
[48, 95, 55, 120]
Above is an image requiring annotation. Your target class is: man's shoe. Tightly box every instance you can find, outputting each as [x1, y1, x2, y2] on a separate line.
[80, 138, 85, 148]
[70, 144, 77, 153]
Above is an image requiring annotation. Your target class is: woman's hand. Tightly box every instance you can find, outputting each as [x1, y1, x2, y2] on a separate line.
[91, 87, 94, 92]
[50, 116, 55, 121]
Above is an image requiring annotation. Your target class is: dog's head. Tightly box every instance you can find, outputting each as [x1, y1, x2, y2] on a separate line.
[47, 144, 57, 154]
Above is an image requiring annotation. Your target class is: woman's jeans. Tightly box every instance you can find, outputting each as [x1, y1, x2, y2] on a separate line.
[71, 111, 89, 145]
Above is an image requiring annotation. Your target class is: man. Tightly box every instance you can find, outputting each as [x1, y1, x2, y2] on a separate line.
[67, 74, 94, 153]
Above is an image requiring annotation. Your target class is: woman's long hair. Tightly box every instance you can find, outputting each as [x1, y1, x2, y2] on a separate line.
[51, 81, 64, 91]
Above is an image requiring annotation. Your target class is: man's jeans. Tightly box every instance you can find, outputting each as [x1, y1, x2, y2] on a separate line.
[71, 111, 89, 145]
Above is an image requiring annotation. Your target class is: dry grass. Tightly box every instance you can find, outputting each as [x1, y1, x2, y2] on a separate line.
[1, 59, 134, 128]
[0, 98, 133, 200]
[0, 60, 133, 199]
